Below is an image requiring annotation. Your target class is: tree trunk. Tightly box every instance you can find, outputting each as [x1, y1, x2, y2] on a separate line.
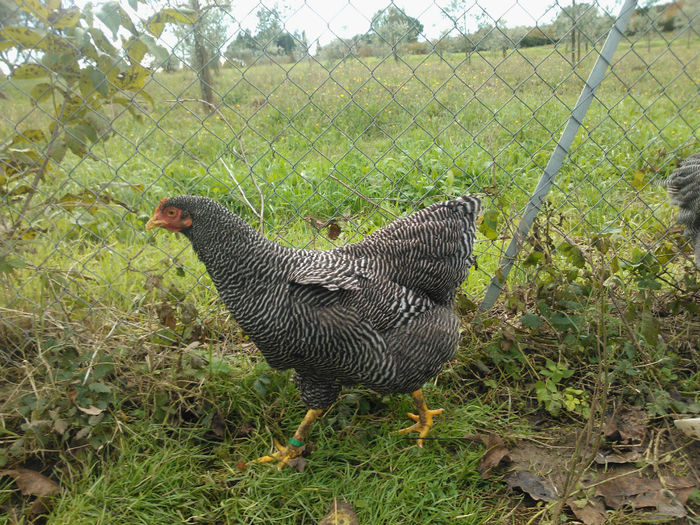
[190, 0, 215, 111]
[571, 0, 576, 65]
[577, 28, 581, 61]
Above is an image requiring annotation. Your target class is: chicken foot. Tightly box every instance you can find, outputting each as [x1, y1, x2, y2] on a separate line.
[253, 408, 323, 469]
[397, 389, 443, 448]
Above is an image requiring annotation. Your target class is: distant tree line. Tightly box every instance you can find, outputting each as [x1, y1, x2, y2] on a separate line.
[154, 0, 697, 106]
[163, 0, 696, 73]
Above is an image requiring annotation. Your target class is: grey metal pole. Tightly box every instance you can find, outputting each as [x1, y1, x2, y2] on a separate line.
[477, 0, 638, 314]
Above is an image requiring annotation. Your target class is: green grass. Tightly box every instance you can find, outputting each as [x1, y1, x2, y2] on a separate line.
[43, 395, 512, 524]
[1, 35, 699, 523]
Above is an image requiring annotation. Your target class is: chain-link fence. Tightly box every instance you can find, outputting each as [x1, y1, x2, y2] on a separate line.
[0, 0, 698, 355]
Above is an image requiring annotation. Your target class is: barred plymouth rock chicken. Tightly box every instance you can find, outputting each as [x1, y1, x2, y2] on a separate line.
[146, 194, 481, 467]
[664, 153, 700, 268]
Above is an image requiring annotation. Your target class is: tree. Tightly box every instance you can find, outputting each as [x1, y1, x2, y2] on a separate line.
[551, 1, 601, 62]
[169, 0, 230, 108]
[0, 0, 192, 234]
[442, 0, 483, 58]
[316, 33, 370, 61]
[370, 6, 423, 61]
[225, 5, 305, 63]
[172, 2, 228, 74]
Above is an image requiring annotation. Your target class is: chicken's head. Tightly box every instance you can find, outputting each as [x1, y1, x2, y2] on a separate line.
[146, 198, 193, 232]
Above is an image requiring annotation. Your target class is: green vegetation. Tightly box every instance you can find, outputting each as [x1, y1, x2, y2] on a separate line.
[0, 20, 698, 524]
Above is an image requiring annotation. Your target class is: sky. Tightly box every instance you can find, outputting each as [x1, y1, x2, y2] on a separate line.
[80, 0, 627, 58]
[218, 0, 625, 47]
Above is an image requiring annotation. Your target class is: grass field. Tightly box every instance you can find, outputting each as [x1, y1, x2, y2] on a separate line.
[1, 33, 699, 523]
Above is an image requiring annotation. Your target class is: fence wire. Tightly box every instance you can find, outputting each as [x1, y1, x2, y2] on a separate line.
[0, 0, 698, 356]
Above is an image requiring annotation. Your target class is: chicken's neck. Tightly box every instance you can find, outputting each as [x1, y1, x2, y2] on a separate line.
[181, 205, 290, 313]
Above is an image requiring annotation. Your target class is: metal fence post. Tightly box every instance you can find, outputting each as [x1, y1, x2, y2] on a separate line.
[476, 0, 639, 314]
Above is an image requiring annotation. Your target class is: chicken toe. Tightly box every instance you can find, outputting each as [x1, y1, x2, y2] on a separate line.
[252, 408, 323, 469]
[397, 389, 444, 448]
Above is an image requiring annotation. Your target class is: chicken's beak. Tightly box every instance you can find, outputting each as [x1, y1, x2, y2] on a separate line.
[145, 217, 166, 230]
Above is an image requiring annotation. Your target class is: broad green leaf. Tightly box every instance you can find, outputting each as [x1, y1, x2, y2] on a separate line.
[0, 26, 45, 49]
[125, 104, 144, 123]
[85, 111, 111, 140]
[29, 82, 53, 104]
[558, 242, 585, 269]
[520, 313, 543, 329]
[90, 69, 109, 97]
[47, 137, 67, 162]
[77, 121, 98, 143]
[124, 36, 147, 63]
[113, 64, 150, 91]
[140, 34, 169, 64]
[0, 255, 26, 274]
[62, 95, 86, 122]
[523, 250, 544, 268]
[56, 190, 98, 212]
[87, 67, 108, 97]
[88, 382, 111, 394]
[65, 125, 89, 156]
[46, 0, 61, 10]
[12, 64, 49, 79]
[12, 0, 47, 20]
[82, 2, 93, 26]
[42, 51, 75, 72]
[96, 2, 122, 38]
[138, 90, 154, 106]
[118, 6, 138, 35]
[20, 129, 46, 143]
[640, 311, 659, 345]
[8, 184, 34, 195]
[630, 170, 645, 191]
[43, 34, 75, 54]
[72, 26, 91, 49]
[49, 6, 80, 28]
[146, 8, 195, 38]
[111, 95, 131, 107]
[88, 28, 117, 55]
[96, 54, 121, 83]
[478, 208, 499, 241]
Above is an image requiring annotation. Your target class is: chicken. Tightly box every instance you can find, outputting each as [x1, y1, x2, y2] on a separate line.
[664, 153, 700, 268]
[146, 194, 481, 467]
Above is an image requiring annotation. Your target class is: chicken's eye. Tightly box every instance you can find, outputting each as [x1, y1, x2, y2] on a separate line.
[166, 208, 177, 217]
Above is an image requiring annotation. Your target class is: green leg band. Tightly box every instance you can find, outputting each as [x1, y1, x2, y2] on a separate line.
[288, 438, 304, 447]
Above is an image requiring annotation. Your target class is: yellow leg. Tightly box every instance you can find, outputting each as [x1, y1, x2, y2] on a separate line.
[397, 389, 444, 448]
[253, 408, 323, 469]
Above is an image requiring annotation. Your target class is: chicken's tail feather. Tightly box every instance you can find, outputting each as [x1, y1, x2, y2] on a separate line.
[663, 153, 700, 268]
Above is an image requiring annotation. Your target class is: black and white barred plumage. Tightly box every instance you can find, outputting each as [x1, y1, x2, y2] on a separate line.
[157, 195, 481, 408]
[664, 153, 700, 268]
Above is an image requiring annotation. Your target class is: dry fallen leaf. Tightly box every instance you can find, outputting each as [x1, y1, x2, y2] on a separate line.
[327, 222, 342, 240]
[0, 468, 61, 515]
[210, 410, 226, 438]
[594, 449, 642, 465]
[287, 454, 307, 473]
[604, 406, 646, 445]
[594, 468, 694, 519]
[77, 405, 104, 416]
[144, 274, 162, 290]
[157, 302, 177, 330]
[567, 497, 607, 525]
[465, 433, 511, 478]
[504, 470, 558, 502]
[318, 499, 359, 525]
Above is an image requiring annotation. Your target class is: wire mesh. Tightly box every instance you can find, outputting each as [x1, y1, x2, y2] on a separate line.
[0, 0, 698, 358]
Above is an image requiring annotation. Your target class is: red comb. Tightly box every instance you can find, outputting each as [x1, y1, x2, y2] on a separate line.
[155, 197, 169, 211]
